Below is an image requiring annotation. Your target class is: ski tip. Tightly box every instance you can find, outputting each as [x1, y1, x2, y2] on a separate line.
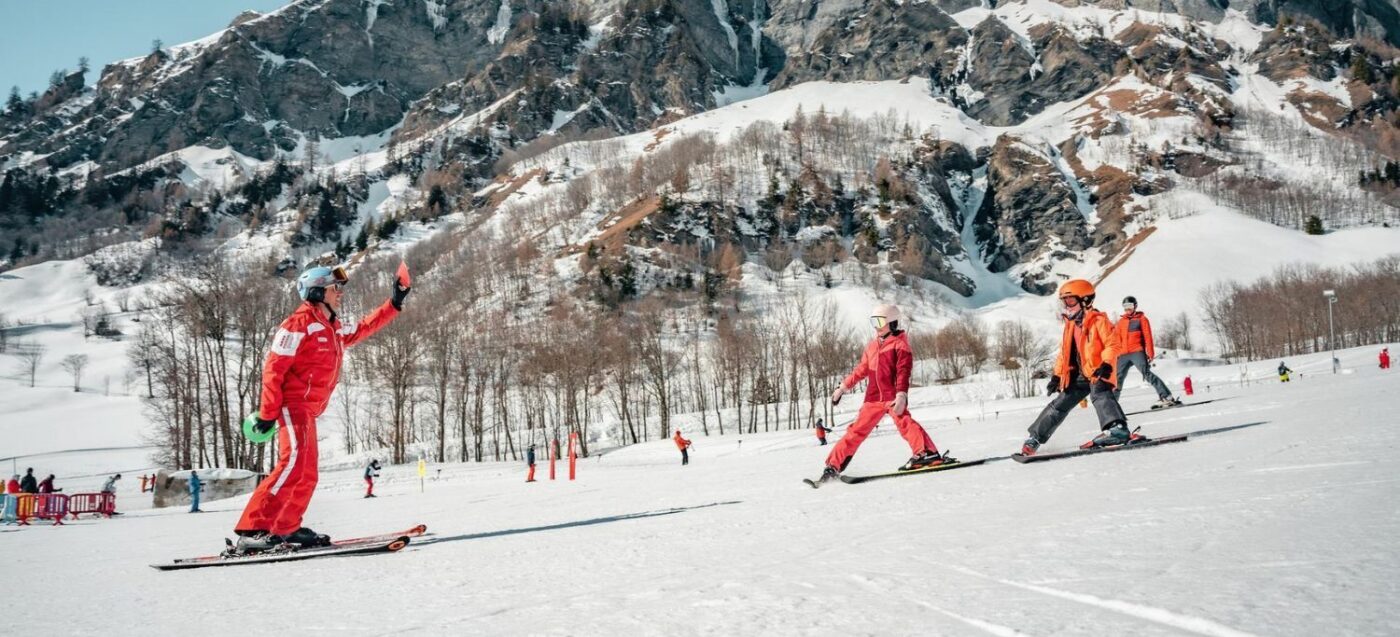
[386, 537, 411, 552]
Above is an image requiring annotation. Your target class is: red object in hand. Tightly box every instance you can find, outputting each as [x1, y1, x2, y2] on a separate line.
[397, 260, 412, 287]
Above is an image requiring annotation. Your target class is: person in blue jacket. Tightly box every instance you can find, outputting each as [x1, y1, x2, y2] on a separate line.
[188, 471, 203, 513]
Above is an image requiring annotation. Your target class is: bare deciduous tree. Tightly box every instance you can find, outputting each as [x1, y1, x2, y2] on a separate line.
[14, 341, 46, 387]
[61, 353, 89, 392]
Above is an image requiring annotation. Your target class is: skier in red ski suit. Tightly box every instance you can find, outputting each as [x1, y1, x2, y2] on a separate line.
[1380, 348, 1391, 370]
[234, 264, 409, 552]
[674, 429, 692, 465]
[815, 304, 947, 484]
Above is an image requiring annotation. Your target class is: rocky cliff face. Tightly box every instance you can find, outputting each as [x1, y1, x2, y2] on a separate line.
[974, 135, 1092, 293]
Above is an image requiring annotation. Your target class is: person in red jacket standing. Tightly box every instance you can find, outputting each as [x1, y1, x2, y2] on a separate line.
[812, 304, 948, 485]
[1113, 296, 1180, 409]
[673, 429, 692, 465]
[1380, 348, 1391, 370]
[233, 264, 409, 553]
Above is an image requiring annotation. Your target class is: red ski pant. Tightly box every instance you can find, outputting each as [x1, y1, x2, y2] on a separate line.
[364, 476, 374, 496]
[526, 464, 536, 482]
[825, 401, 937, 471]
[236, 407, 319, 536]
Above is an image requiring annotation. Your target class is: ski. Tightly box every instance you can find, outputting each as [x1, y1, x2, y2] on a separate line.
[1012, 434, 1189, 464]
[151, 524, 427, 571]
[833, 458, 989, 485]
[1124, 399, 1222, 417]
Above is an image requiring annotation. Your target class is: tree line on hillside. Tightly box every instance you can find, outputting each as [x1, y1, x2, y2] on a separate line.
[1200, 257, 1400, 359]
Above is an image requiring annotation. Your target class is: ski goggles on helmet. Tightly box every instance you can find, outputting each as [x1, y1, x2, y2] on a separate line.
[1122, 301, 1136, 310]
[1060, 295, 1081, 308]
[307, 265, 350, 289]
[869, 316, 890, 329]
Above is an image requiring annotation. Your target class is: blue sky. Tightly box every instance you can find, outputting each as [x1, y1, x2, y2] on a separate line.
[0, 0, 294, 96]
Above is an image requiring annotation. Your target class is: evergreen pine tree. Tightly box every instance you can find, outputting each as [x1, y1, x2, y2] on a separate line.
[377, 216, 400, 239]
[354, 223, 371, 252]
[1352, 54, 1374, 84]
[5, 86, 22, 114]
[1304, 215, 1324, 235]
[617, 258, 637, 299]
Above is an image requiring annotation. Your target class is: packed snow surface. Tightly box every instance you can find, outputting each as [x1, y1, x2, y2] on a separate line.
[2, 347, 1396, 636]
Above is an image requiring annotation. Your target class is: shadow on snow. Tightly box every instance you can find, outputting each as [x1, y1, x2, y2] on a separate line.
[413, 500, 743, 546]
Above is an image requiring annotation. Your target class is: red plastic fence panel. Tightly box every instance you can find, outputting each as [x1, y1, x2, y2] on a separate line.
[67, 492, 115, 519]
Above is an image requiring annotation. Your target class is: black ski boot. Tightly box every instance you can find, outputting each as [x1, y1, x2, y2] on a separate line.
[1082, 423, 1131, 449]
[286, 527, 332, 548]
[231, 531, 284, 555]
[899, 450, 953, 471]
[1152, 396, 1182, 410]
[804, 466, 841, 488]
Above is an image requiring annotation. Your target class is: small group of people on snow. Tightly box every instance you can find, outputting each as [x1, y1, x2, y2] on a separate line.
[6, 468, 64, 495]
[810, 280, 1188, 484]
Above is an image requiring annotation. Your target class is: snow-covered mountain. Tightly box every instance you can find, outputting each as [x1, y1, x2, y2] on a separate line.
[1, 0, 1397, 299]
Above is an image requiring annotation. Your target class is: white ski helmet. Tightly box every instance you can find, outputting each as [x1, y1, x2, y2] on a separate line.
[870, 303, 902, 329]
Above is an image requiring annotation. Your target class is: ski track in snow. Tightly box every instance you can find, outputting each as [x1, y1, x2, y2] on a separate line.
[948, 566, 1258, 637]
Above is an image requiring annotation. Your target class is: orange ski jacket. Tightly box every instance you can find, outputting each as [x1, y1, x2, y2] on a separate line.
[1055, 309, 1120, 389]
[840, 331, 913, 403]
[259, 300, 399, 420]
[1115, 311, 1155, 359]
[673, 431, 692, 450]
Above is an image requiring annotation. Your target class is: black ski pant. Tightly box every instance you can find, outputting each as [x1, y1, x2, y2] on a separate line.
[1028, 376, 1127, 445]
[1113, 351, 1172, 401]
[681, 448, 689, 465]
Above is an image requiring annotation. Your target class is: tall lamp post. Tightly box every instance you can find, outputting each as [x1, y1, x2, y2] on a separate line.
[1324, 289, 1338, 374]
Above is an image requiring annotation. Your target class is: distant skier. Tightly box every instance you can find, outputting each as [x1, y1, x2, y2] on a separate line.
[1021, 280, 1134, 456]
[19, 468, 36, 494]
[673, 429, 692, 465]
[364, 459, 381, 497]
[814, 418, 833, 445]
[233, 263, 409, 553]
[525, 446, 537, 482]
[1380, 348, 1391, 370]
[101, 474, 120, 494]
[1183, 375, 1194, 396]
[188, 471, 203, 513]
[38, 474, 62, 493]
[1113, 296, 1180, 408]
[1278, 361, 1292, 382]
[813, 303, 949, 485]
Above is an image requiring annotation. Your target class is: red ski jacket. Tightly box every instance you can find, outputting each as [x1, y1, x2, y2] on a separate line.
[259, 300, 398, 420]
[5, 479, 19, 494]
[673, 431, 692, 450]
[1115, 311, 1156, 359]
[841, 331, 913, 403]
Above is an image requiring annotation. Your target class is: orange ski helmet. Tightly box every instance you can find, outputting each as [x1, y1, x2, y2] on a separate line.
[1057, 279, 1096, 305]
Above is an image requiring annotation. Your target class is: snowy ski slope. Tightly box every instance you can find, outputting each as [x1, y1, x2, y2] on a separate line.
[2, 346, 1396, 636]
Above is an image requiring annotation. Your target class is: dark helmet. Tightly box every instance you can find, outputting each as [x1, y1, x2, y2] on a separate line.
[1122, 295, 1137, 306]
